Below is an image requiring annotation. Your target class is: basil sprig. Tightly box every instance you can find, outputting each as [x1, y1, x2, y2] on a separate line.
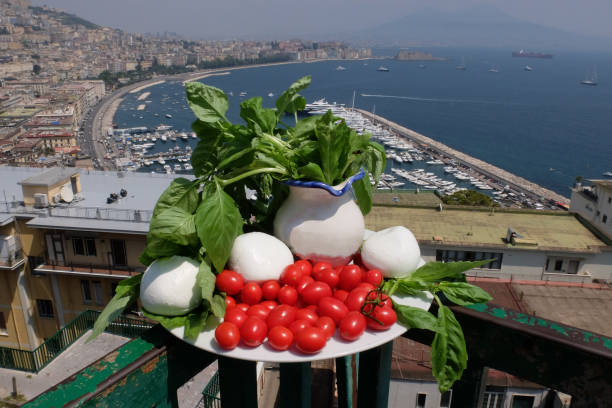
[383, 260, 493, 392]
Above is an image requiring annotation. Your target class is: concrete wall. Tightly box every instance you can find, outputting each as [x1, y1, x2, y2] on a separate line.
[570, 187, 612, 241]
[389, 380, 447, 408]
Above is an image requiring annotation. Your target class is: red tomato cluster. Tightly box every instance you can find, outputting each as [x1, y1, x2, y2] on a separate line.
[214, 261, 396, 353]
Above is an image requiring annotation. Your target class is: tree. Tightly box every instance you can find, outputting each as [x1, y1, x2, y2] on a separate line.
[442, 190, 497, 207]
[33, 64, 41, 75]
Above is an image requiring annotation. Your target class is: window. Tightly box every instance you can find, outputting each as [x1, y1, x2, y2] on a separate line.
[416, 393, 427, 408]
[511, 395, 535, 408]
[554, 260, 563, 271]
[0, 312, 7, 335]
[482, 392, 504, 408]
[81, 280, 92, 304]
[72, 237, 96, 256]
[436, 250, 503, 270]
[93, 281, 103, 305]
[36, 299, 54, 318]
[603, 214, 608, 224]
[608, 197, 611, 204]
[440, 390, 452, 407]
[110, 239, 127, 266]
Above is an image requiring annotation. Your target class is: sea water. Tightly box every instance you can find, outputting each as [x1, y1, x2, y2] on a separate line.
[113, 47, 612, 196]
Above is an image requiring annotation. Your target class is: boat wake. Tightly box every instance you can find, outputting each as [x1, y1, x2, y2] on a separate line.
[360, 94, 503, 105]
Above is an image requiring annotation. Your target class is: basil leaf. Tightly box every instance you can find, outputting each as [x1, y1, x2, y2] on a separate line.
[240, 97, 277, 133]
[394, 303, 439, 332]
[211, 294, 226, 318]
[438, 282, 493, 306]
[396, 280, 429, 296]
[410, 260, 496, 283]
[352, 175, 372, 215]
[88, 273, 142, 342]
[195, 183, 243, 272]
[152, 178, 199, 218]
[197, 260, 216, 303]
[186, 81, 229, 124]
[141, 308, 188, 331]
[149, 207, 199, 247]
[431, 305, 468, 393]
[276, 75, 311, 117]
[184, 309, 209, 341]
[297, 163, 325, 182]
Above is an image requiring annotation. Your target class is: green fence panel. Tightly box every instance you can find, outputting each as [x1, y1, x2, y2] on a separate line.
[0, 310, 153, 373]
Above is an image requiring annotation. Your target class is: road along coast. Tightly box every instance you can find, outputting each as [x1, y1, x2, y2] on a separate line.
[355, 108, 569, 205]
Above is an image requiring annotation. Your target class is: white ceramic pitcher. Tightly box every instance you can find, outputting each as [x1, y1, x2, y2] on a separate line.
[273, 170, 366, 267]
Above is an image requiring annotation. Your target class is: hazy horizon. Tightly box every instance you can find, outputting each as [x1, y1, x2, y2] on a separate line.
[30, 0, 612, 45]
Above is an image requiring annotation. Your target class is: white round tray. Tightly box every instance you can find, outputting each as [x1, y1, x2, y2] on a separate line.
[169, 291, 433, 363]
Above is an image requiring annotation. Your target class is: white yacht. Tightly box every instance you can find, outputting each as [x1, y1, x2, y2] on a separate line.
[157, 157, 166, 165]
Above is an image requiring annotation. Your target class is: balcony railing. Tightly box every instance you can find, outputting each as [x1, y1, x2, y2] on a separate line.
[0, 310, 152, 373]
[0, 201, 153, 223]
[34, 260, 145, 278]
[22, 302, 612, 408]
[0, 249, 25, 270]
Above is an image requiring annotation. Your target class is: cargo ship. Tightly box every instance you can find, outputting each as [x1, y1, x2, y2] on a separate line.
[512, 50, 554, 59]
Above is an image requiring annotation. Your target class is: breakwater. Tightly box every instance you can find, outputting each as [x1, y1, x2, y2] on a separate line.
[355, 109, 569, 205]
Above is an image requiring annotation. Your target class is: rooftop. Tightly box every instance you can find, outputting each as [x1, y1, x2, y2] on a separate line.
[366, 206, 607, 253]
[371, 190, 442, 207]
[19, 167, 79, 187]
[592, 180, 612, 191]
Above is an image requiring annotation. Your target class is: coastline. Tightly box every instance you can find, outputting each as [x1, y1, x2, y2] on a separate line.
[355, 108, 569, 204]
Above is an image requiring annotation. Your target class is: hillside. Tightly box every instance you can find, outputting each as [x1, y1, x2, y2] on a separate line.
[29, 6, 99, 29]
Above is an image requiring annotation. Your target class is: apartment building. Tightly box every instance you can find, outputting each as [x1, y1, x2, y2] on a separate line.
[570, 180, 612, 241]
[0, 166, 180, 350]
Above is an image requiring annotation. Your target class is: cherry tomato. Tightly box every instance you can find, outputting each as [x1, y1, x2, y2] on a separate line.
[277, 285, 298, 305]
[215, 270, 244, 295]
[339, 265, 363, 291]
[333, 289, 349, 303]
[365, 269, 383, 287]
[305, 304, 318, 313]
[318, 268, 340, 289]
[294, 259, 313, 277]
[266, 304, 297, 329]
[247, 304, 271, 320]
[215, 322, 240, 350]
[240, 316, 267, 347]
[267, 326, 294, 351]
[288, 319, 311, 336]
[296, 276, 314, 294]
[225, 295, 236, 309]
[339, 311, 366, 341]
[296, 308, 319, 324]
[280, 264, 304, 287]
[236, 303, 250, 313]
[356, 282, 376, 292]
[312, 262, 333, 280]
[318, 296, 349, 324]
[240, 282, 263, 305]
[295, 326, 327, 354]
[301, 281, 332, 305]
[262, 280, 280, 300]
[260, 300, 278, 311]
[315, 316, 336, 339]
[344, 288, 370, 311]
[366, 307, 397, 331]
[224, 307, 248, 328]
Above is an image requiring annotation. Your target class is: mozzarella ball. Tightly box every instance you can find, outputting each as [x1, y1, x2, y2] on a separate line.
[361, 226, 421, 278]
[229, 232, 294, 282]
[140, 256, 201, 316]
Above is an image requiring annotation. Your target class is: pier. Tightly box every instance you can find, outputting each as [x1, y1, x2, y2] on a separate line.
[355, 109, 570, 205]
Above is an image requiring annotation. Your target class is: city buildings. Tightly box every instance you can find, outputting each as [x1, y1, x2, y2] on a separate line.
[570, 180, 612, 242]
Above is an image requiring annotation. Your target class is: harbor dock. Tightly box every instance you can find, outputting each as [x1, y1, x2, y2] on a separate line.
[355, 109, 569, 206]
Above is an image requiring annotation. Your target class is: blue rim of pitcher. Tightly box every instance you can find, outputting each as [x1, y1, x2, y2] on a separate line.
[283, 168, 366, 196]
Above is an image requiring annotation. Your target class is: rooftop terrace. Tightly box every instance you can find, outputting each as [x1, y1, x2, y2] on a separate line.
[366, 206, 607, 253]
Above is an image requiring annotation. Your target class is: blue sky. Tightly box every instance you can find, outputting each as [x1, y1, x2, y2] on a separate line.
[31, 0, 612, 40]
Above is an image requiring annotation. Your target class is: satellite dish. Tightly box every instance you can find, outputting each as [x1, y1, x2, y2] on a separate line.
[60, 185, 74, 203]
